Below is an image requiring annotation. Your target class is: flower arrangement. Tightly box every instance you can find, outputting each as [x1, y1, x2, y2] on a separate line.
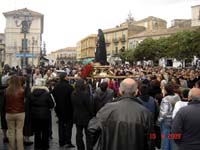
[81, 63, 93, 78]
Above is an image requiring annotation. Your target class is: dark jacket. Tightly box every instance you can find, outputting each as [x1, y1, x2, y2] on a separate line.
[0, 85, 7, 113]
[172, 100, 200, 150]
[88, 96, 154, 150]
[29, 86, 54, 120]
[93, 88, 114, 114]
[71, 90, 94, 126]
[52, 80, 73, 121]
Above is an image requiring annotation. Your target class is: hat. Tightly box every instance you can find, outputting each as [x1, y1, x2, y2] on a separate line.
[59, 72, 67, 80]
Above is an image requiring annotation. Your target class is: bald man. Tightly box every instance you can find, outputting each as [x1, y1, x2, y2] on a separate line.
[172, 88, 200, 150]
[88, 78, 154, 150]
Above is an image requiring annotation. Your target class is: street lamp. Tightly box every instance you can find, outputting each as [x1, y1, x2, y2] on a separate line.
[32, 37, 37, 66]
[14, 8, 33, 73]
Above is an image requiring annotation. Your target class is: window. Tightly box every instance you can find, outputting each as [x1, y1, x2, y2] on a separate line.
[114, 32, 118, 40]
[199, 8, 200, 20]
[115, 47, 118, 54]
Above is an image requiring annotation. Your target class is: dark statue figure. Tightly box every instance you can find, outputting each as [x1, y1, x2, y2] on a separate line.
[95, 29, 108, 65]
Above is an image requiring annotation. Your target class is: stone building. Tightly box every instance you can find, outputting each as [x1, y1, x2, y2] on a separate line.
[76, 41, 81, 61]
[128, 26, 198, 49]
[3, 8, 43, 67]
[0, 33, 5, 68]
[192, 5, 200, 27]
[49, 47, 77, 66]
[102, 15, 166, 63]
[78, 34, 97, 60]
[134, 16, 167, 31]
[103, 22, 145, 56]
[171, 19, 191, 28]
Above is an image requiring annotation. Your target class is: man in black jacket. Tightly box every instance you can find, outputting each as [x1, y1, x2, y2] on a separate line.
[172, 88, 200, 150]
[88, 78, 154, 150]
[52, 72, 75, 148]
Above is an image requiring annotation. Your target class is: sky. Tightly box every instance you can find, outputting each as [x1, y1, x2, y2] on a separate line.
[0, 0, 199, 53]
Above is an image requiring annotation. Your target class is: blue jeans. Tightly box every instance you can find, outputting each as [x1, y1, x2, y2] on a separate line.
[161, 122, 174, 150]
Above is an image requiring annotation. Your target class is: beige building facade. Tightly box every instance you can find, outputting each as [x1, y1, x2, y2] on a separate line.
[191, 5, 200, 27]
[0, 33, 5, 66]
[76, 41, 81, 61]
[102, 16, 166, 59]
[48, 47, 77, 66]
[103, 21, 145, 57]
[78, 34, 97, 59]
[134, 16, 167, 31]
[3, 8, 43, 67]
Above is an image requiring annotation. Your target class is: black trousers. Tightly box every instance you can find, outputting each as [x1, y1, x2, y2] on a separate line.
[32, 118, 50, 149]
[58, 119, 73, 146]
[76, 125, 91, 150]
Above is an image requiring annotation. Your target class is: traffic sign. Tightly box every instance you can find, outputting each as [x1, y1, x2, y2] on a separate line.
[16, 53, 36, 58]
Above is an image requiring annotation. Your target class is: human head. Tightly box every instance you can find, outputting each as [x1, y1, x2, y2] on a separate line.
[59, 72, 67, 81]
[195, 80, 200, 88]
[164, 83, 174, 96]
[181, 88, 190, 99]
[139, 84, 149, 96]
[119, 78, 138, 96]
[100, 82, 108, 92]
[188, 88, 200, 101]
[75, 79, 85, 92]
[6, 75, 23, 95]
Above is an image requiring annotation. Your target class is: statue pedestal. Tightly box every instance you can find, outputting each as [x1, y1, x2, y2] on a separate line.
[93, 63, 112, 77]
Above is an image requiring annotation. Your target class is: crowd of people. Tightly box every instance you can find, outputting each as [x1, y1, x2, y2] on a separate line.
[0, 64, 200, 150]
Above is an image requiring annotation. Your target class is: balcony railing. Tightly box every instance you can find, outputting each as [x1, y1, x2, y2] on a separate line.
[120, 36, 126, 42]
[105, 39, 110, 44]
[112, 38, 119, 43]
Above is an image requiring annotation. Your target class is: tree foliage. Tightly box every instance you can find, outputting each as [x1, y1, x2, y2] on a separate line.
[120, 28, 200, 63]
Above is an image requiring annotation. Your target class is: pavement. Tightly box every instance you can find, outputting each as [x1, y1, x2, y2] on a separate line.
[0, 111, 77, 150]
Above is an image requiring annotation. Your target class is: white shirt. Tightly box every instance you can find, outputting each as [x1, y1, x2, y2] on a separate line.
[172, 100, 188, 119]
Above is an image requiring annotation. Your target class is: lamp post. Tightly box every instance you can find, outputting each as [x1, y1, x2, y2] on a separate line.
[14, 8, 33, 73]
[32, 37, 37, 66]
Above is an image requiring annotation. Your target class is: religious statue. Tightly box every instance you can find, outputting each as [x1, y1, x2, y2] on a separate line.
[95, 29, 108, 65]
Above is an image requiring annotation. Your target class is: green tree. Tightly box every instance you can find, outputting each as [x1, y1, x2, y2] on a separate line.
[133, 38, 161, 62]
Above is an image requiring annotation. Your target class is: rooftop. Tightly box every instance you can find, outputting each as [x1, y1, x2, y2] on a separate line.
[129, 26, 198, 39]
[3, 8, 43, 17]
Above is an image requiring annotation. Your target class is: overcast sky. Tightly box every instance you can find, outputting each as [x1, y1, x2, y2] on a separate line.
[0, 0, 199, 53]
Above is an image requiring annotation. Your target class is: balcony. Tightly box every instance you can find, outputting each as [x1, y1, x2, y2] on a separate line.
[120, 36, 126, 42]
[112, 38, 119, 43]
[105, 39, 110, 44]
[0, 44, 5, 50]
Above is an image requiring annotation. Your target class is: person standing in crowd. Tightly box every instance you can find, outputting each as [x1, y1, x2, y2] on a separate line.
[32, 68, 42, 85]
[71, 79, 94, 150]
[88, 78, 154, 150]
[19, 76, 33, 146]
[0, 72, 9, 144]
[5, 75, 25, 150]
[158, 83, 180, 150]
[28, 78, 54, 150]
[93, 81, 114, 114]
[172, 88, 200, 150]
[44, 70, 53, 83]
[138, 84, 160, 149]
[187, 73, 197, 88]
[52, 72, 75, 148]
[172, 88, 190, 119]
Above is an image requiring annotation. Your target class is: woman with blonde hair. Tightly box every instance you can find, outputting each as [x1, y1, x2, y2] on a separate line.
[5, 75, 25, 150]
